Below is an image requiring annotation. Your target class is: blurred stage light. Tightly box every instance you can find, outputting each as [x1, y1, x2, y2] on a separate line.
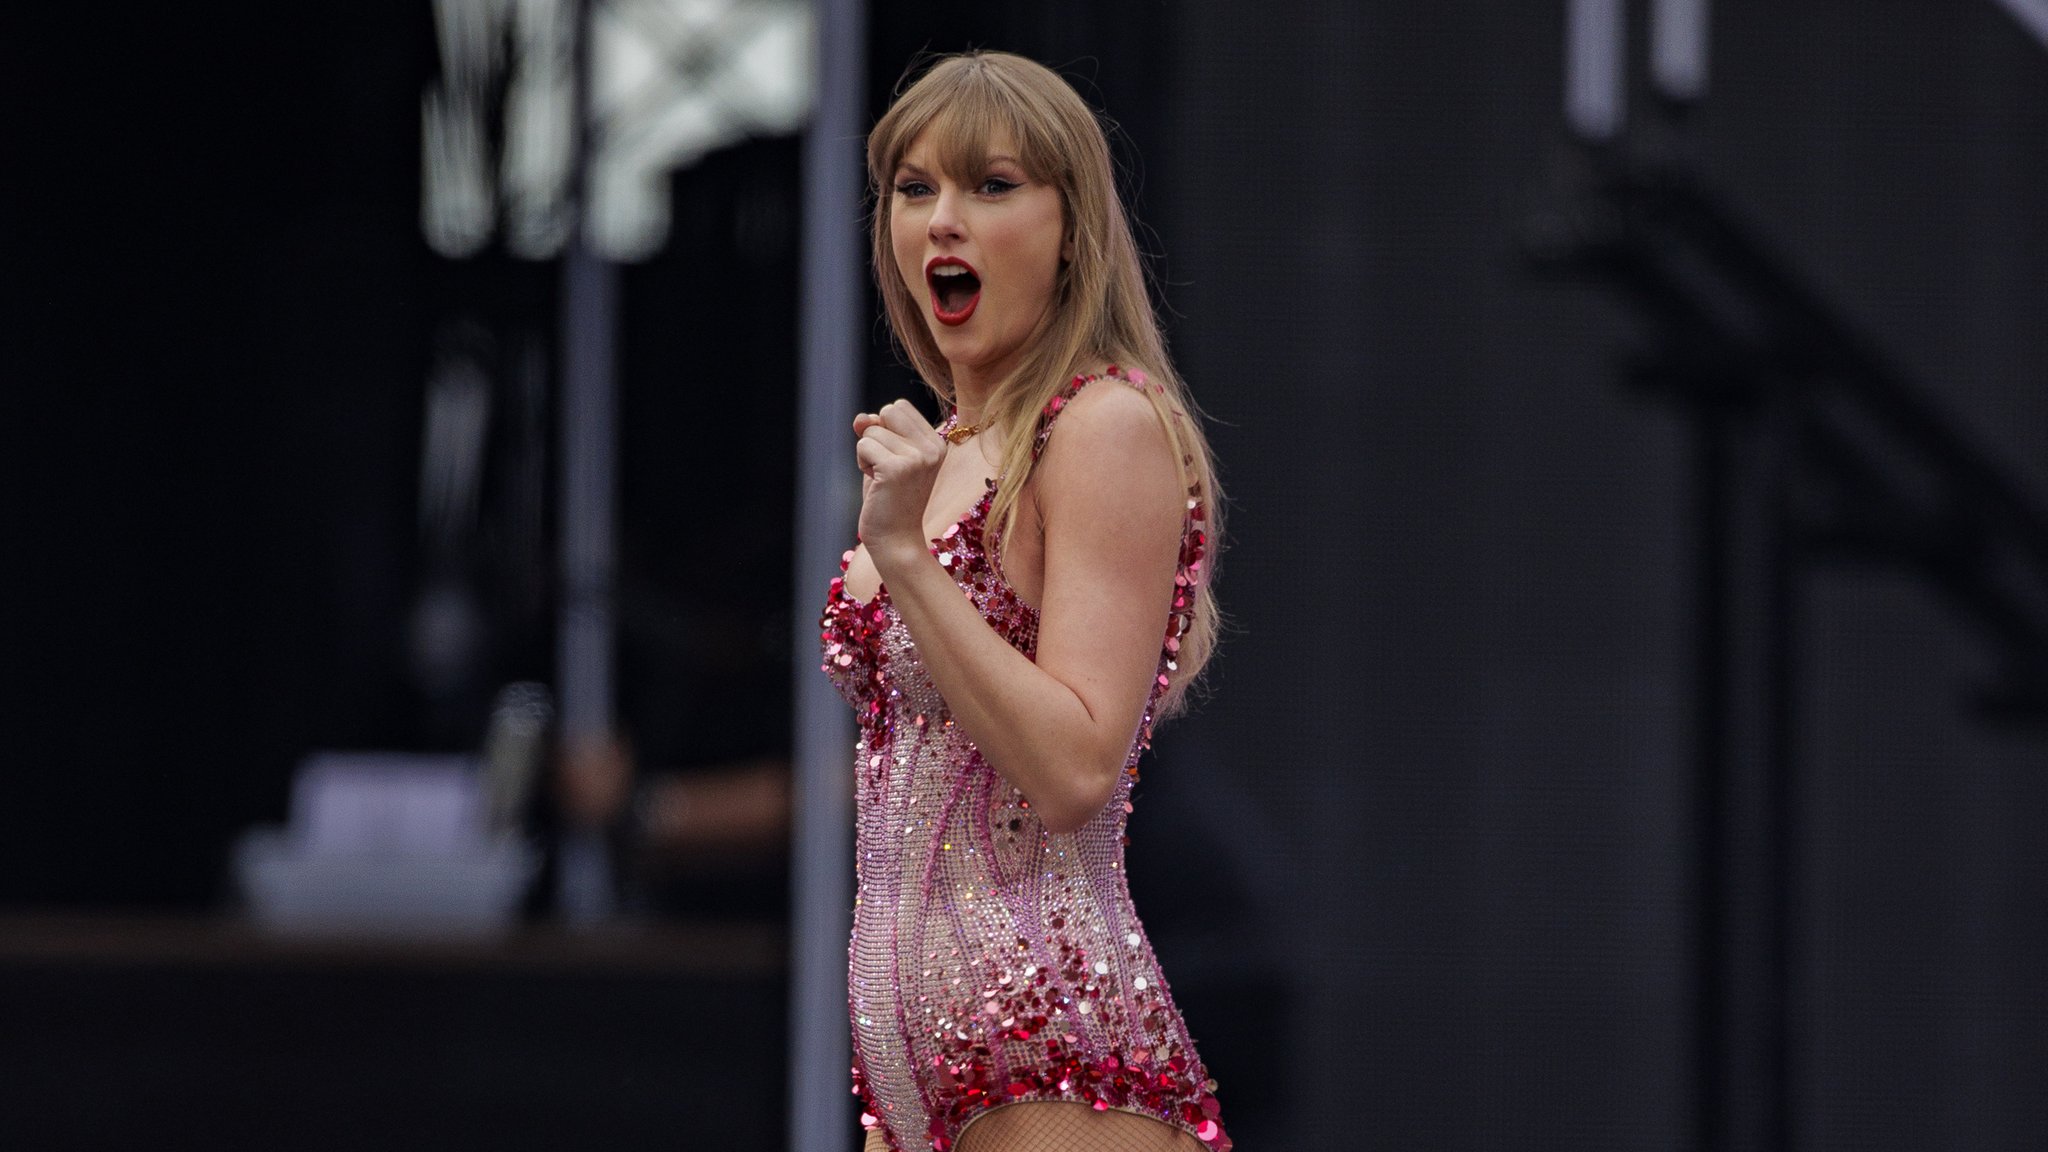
[1993, 0, 2048, 51]
[423, 0, 813, 261]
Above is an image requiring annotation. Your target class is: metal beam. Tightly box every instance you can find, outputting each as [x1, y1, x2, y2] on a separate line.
[557, 0, 621, 922]
[788, 0, 865, 1147]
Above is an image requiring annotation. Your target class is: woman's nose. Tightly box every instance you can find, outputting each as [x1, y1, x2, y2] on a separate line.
[927, 188, 965, 242]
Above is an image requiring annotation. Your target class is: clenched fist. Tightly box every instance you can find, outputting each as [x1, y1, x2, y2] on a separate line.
[854, 399, 949, 574]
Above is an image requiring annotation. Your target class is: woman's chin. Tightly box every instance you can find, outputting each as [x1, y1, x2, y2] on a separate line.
[926, 326, 1023, 387]
[928, 327, 982, 366]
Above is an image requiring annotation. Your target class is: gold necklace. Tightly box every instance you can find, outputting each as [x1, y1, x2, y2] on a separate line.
[941, 412, 989, 445]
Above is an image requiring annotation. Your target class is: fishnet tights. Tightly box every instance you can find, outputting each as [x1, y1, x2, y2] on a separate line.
[863, 1101, 1204, 1152]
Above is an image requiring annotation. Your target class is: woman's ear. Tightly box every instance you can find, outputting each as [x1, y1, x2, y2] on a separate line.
[1062, 231, 1076, 264]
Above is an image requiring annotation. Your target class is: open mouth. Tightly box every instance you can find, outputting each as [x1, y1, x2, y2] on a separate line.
[926, 257, 981, 326]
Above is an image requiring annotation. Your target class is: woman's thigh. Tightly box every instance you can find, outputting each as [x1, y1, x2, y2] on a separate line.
[955, 1100, 1203, 1152]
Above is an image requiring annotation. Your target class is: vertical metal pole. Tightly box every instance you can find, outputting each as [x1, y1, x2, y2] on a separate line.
[1691, 409, 1732, 1152]
[1565, 0, 1629, 140]
[788, 0, 865, 1148]
[557, 0, 619, 921]
[1761, 401, 1799, 1152]
[1693, 397, 1798, 1152]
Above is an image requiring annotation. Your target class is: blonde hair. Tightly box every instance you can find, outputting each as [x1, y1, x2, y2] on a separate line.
[866, 51, 1223, 717]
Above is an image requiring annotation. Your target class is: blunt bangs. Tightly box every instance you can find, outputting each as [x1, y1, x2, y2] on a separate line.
[871, 60, 1067, 193]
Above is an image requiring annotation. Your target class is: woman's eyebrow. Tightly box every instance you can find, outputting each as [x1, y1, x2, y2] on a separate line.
[894, 156, 1023, 182]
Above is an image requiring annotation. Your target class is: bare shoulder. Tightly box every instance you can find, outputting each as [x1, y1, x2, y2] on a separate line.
[1034, 372, 1179, 501]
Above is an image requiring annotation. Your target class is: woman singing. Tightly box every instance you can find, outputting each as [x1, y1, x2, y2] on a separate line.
[819, 51, 1230, 1152]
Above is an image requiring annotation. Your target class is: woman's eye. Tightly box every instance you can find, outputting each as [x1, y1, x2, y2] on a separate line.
[895, 181, 932, 198]
[980, 178, 1019, 195]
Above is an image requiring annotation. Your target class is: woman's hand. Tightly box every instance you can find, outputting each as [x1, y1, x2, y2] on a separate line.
[853, 399, 948, 576]
[849, 380, 1186, 835]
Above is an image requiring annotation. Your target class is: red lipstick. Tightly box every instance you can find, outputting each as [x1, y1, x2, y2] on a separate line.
[925, 256, 981, 326]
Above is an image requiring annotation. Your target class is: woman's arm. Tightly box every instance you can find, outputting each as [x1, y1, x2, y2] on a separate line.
[859, 384, 1185, 834]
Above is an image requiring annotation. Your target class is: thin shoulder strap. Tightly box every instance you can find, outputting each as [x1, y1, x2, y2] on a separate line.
[1029, 364, 1150, 462]
[1015, 363, 1211, 608]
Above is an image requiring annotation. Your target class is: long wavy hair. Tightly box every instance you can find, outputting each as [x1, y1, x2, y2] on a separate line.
[866, 51, 1223, 717]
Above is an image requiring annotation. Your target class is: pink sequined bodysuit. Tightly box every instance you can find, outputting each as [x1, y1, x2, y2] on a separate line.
[819, 369, 1229, 1152]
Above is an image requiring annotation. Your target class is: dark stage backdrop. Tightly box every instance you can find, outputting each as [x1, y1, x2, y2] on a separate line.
[5, 4, 445, 905]
[1129, 2, 2048, 1149]
[5, 3, 2046, 1151]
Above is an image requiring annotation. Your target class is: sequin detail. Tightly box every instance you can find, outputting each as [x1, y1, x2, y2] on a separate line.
[820, 368, 1227, 1152]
